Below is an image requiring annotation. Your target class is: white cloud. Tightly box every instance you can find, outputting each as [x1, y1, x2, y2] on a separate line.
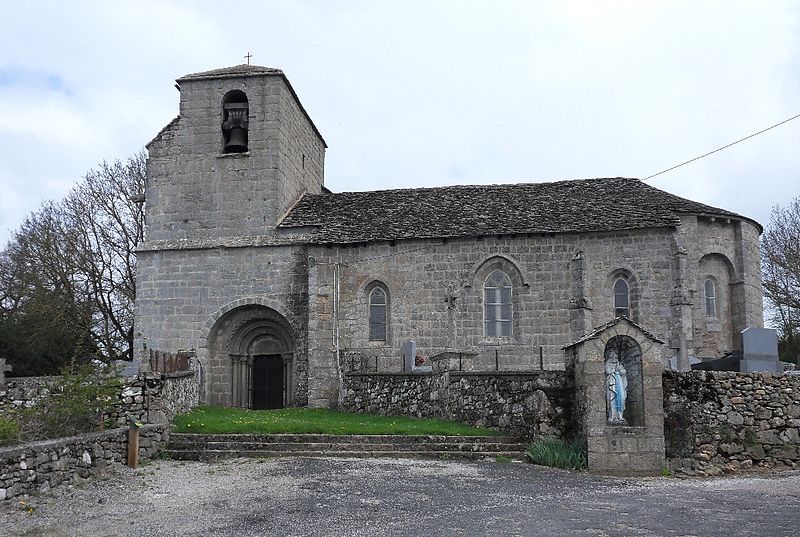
[0, 0, 798, 245]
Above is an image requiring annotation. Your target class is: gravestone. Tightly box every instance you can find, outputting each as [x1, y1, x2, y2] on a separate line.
[0, 358, 11, 386]
[400, 340, 432, 373]
[400, 340, 416, 372]
[739, 327, 781, 373]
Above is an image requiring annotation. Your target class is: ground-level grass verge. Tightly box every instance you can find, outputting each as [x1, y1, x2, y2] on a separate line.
[525, 437, 587, 470]
[173, 406, 497, 436]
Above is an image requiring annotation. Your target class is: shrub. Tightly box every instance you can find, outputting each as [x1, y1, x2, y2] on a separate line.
[14, 363, 122, 441]
[0, 415, 20, 445]
[525, 437, 587, 470]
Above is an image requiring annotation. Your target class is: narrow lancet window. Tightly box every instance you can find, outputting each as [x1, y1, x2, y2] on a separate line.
[704, 278, 717, 317]
[484, 270, 512, 337]
[614, 278, 630, 318]
[369, 287, 387, 341]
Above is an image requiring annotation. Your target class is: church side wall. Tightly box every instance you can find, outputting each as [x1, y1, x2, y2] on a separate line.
[133, 245, 310, 405]
[306, 229, 680, 406]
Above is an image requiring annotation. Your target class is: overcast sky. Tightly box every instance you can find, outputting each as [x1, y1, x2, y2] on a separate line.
[0, 1, 798, 247]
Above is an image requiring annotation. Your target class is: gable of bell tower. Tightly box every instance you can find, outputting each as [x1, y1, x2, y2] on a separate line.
[144, 65, 326, 243]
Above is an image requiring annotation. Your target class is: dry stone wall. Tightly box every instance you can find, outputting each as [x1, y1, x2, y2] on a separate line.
[340, 370, 573, 438]
[0, 424, 167, 501]
[663, 370, 800, 474]
[108, 371, 198, 425]
[343, 367, 800, 476]
[0, 377, 60, 409]
[0, 372, 198, 426]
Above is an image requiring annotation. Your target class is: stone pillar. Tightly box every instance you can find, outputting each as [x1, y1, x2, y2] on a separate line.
[670, 240, 694, 371]
[306, 255, 340, 408]
[569, 249, 593, 341]
[731, 220, 765, 333]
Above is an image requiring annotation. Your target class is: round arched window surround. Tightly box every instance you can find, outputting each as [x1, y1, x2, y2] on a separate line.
[608, 269, 639, 322]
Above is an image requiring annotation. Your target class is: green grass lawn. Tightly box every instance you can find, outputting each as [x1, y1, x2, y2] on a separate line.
[173, 406, 496, 436]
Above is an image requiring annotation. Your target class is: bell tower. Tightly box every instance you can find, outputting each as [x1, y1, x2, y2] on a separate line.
[144, 65, 326, 243]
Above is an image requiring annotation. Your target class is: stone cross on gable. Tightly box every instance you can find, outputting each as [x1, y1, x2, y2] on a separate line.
[0, 358, 11, 385]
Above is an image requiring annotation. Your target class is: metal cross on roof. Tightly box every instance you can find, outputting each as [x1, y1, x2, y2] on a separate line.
[244, 52, 253, 65]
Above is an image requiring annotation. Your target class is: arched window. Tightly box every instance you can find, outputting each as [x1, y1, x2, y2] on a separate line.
[704, 278, 717, 317]
[222, 90, 249, 153]
[368, 287, 388, 341]
[613, 278, 629, 318]
[484, 270, 512, 337]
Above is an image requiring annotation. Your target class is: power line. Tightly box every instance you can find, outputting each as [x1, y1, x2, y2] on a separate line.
[644, 113, 800, 181]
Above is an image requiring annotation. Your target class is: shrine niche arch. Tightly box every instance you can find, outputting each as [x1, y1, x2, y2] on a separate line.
[206, 304, 294, 409]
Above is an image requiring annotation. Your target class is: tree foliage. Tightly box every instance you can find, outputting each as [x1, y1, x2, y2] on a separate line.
[0, 153, 145, 375]
[761, 196, 800, 363]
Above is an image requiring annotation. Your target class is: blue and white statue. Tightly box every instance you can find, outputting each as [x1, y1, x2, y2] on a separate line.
[605, 351, 627, 423]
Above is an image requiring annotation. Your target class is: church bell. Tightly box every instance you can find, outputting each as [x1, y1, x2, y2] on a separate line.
[222, 102, 249, 153]
[225, 125, 248, 153]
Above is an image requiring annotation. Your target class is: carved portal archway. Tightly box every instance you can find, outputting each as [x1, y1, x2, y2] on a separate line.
[207, 305, 294, 409]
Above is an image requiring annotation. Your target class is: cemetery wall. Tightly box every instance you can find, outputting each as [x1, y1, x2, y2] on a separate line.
[0, 424, 167, 501]
[0, 372, 198, 425]
[663, 370, 800, 474]
[0, 376, 60, 409]
[340, 370, 573, 438]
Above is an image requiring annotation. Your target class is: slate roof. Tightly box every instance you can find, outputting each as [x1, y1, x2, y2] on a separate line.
[279, 177, 756, 244]
[177, 64, 283, 81]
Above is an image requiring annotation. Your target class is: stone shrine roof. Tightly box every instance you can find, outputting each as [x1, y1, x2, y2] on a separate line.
[563, 317, 666, 349]
[279, 177, 755, 244]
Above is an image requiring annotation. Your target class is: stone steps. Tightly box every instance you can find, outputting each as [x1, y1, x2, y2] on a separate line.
[163, 433, 529, 461]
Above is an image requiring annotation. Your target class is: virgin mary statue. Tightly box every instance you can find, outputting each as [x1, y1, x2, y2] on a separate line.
[605, 351, 627, 423]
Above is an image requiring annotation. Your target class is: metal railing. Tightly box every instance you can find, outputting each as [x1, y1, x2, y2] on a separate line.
[149, 349, 192, 374]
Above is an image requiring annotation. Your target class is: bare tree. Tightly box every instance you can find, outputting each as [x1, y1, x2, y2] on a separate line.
[761, 196, 800, 362]
[0, 153, 145, 373]
[60, 154, 146, 359]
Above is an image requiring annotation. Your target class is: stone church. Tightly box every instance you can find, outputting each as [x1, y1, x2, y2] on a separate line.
[134, 65, 764, 410]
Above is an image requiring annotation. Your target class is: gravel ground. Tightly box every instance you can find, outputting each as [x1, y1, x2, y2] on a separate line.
[1, 457, 799, 537]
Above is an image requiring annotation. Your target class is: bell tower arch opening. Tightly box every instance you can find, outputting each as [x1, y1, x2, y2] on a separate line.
[207, 304, 294, 409]
[222, 89, 249, 153]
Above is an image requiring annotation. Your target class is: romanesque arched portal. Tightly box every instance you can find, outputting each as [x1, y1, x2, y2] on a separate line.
[206, 304, 294, 409]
